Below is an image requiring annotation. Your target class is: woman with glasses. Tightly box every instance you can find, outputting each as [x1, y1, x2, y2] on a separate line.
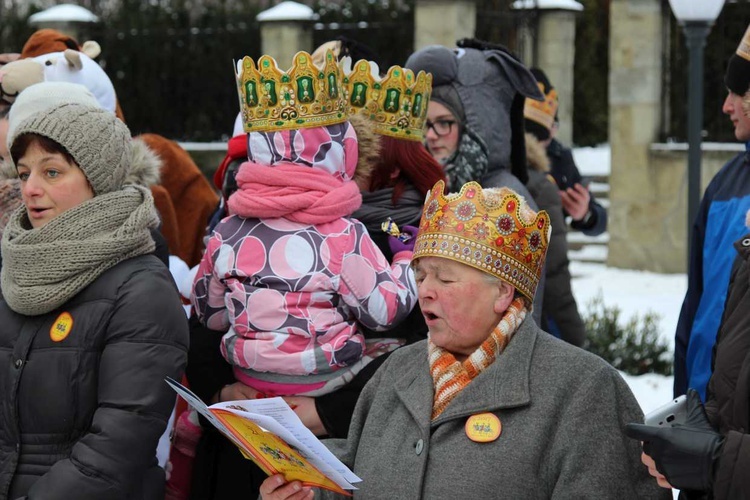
[407, 39, 542, 195]
[423, 106, 459, 163]
[407, 38, 548, 324]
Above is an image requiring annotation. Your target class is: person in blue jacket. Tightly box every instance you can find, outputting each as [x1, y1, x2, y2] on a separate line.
[674, 24, 750, 399]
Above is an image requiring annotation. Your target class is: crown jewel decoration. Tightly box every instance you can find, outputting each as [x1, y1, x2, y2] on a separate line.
[524, 82, 558, 131]
[235, 50, 347, 133]
[413, 181, 551, 301]
[343, 59, 432, 141]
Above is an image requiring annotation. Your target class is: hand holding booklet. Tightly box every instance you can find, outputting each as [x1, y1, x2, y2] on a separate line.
[165, 377, 360, 496]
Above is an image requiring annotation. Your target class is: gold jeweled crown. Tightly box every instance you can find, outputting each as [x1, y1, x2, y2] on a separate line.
[524, 82, 559, 131]
[235, 50, 347, 133]
[342, 59, 432, 141]
[413, 181, 551, 301]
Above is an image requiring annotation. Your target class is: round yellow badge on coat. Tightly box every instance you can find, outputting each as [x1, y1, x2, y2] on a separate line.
[50, 312, 74, 342]
[465, 413, 502, 443]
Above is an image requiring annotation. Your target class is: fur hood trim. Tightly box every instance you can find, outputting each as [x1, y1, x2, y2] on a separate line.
[348, 113, 380, 188]
[125, 137, 161, 187]
[524, 133, 550, 173]
[0, 159, 17, 180]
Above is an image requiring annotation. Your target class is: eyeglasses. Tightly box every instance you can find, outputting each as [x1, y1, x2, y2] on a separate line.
[424, 119, 457, 137]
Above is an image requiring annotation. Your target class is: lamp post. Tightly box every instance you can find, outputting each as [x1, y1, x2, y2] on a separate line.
[668, 0, 724, 249]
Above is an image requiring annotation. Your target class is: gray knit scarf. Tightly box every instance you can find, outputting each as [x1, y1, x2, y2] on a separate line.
[1, 185, 159, 316]
[441, 126, 490, 190]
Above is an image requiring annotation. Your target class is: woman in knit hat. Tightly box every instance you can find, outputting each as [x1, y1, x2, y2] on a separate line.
[0, 81, 188, 499]
[260, 181, 667, 500]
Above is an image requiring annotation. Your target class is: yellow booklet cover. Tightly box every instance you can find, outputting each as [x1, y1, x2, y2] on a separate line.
[166, 377, 359, 496]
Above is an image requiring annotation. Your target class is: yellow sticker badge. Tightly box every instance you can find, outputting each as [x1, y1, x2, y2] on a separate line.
[465, 413, 502, 443]
[50, 312, 74, 342]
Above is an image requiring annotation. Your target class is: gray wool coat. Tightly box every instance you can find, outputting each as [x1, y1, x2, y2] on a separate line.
[321, 317, 670, 499]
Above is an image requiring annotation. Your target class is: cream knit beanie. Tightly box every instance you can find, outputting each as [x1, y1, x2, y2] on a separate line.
[6, 82, 101, 151]
[8, 83, 131, 195]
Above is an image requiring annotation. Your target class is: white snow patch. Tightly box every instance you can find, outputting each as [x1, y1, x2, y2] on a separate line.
[512, 0, 584, 11]
[257, 1, 316, 22]
[29, 4, 99, 23]
[572, 145, 610, 176]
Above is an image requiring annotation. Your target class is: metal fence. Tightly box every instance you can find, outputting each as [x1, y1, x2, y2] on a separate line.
[88, 22, 261, 142]
[475, 5, 539, 64]
[312, 20, 414, 69]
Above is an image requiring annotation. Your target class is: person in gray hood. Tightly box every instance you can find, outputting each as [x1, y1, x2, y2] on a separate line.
[406, 39, 542, 194]
[406, 38, 547, 323]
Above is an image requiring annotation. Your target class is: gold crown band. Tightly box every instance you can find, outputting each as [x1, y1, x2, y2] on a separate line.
[342, 59, 432, 141]
[524, 83, 558, 131]
[235, 50, 348, 133]
[413, 181, 550, 301]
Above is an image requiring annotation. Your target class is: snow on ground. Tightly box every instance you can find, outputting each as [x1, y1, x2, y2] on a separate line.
[568, 144, 686, 414]
[570, 254, 687, 414]
[572, 145, 611, 177]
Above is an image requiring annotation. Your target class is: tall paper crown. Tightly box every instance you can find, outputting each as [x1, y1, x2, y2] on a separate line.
[413, 181, 551, 301]
[524, 81, 558, 131]
[343, 59, 432, 141]
[235, 50, 347, 133]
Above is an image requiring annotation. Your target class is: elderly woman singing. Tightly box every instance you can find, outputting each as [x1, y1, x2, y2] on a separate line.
[260, 180, 668, 499]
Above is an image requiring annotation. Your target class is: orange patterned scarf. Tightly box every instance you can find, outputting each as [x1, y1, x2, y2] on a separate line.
[428, 298, 527, 420]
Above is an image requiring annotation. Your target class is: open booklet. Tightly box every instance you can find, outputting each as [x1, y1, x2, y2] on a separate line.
[165, 377, 361, 496]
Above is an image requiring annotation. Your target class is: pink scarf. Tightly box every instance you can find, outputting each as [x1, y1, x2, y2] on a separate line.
[227, 161, 362, 224]
[227, 123, 362, 224]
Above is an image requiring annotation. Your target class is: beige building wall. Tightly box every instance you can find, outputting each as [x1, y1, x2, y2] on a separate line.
[414, 0, 476, 50]
[624, 147, 740, 273]
[608, 0, 666, 271]
[536, 10, 577, 146]
[260, 23, 313, 63]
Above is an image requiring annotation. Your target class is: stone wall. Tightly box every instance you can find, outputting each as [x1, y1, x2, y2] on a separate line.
[413, 0, 476, 50]
[535, 10, 577, 146]
[260, 22, 313, 63]
[608, 0, 664, 271]
[608, 145, 741, 273]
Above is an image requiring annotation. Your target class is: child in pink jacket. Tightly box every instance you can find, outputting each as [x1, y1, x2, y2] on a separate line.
[192, 121, 417, 397]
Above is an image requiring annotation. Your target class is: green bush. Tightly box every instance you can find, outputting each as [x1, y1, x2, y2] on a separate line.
[582, 294, 672, 376]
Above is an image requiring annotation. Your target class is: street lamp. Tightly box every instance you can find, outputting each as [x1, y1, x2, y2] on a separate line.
[668, 0, 724, 250]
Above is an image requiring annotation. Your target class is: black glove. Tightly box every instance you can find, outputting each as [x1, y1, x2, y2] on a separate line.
[625, 389, 724, 492]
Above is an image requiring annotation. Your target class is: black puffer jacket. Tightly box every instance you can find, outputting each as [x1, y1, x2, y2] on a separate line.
[0, 254, 189, 500]
[547, 138, 607, 237]
[696, 234, 750, 500]
[525, 135, 585, 346]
